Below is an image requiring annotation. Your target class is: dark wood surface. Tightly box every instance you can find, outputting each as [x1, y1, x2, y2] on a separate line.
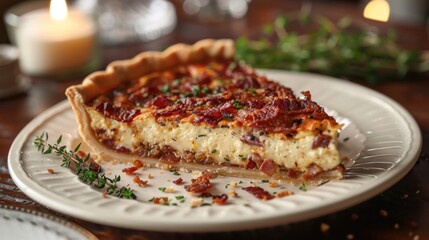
[1, 1, 428, 239]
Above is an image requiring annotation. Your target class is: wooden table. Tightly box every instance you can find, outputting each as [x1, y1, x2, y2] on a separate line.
[1, 1, 428, 239]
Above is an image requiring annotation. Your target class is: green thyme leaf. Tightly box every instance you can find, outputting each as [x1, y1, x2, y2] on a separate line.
[33, 132, 137, 200]
[299, 182, 308, 192]
[235, 12, 428, 83]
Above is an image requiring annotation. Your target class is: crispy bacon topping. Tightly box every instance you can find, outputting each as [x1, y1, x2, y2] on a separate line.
[240, 132, 263, 146]
[88, 61, 336, 136]
[259, 159, 279, 177]
[159, 147, 180, 164]
[302, 163, 324, 180]
[133, 160, 144, 169]
[152, 197, 169, 204]
[173, 177, 184, 185]
[185, 175, 212, 194]
[95, 102, 140, 123]
[245, 160, 257, 170]
[212, 194, 229, 205]
[312, 134, 333, 149]
[133, 175, 148, 186]
[122, 166, 138, 175]
[243, 186, 274, 200]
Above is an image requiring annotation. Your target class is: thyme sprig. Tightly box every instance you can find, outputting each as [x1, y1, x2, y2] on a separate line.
[235, 5, 429, 83]
[34, 132, 137, 199]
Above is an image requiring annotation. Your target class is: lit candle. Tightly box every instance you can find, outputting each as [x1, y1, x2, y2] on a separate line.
[15, 0, 96, 76]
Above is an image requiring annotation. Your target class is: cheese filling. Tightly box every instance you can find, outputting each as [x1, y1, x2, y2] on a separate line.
[87, 108, 340, 172]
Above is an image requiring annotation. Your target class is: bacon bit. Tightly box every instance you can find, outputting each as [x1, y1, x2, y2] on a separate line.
[243, 186, 274, 200]
[95, 102, 140, 123]
[147, 173, 154, 179]
[249, 153, 263, 167]
[245, 160, 257, 170]
[133, 175, 148, 187]
[259, 159, 279, 177]
[133, 159, 144, 169]
[287, 168, 297, 178]
[47, 169, 55, 174]
[302, 163, 324, 180]
[153, 197, 169, 204]
[116, 146, 131, 154]
[159, 148, 180, 164]
[122, 166, 138, 175]
[201, 170, 217, 179]
[185, 175, 212, 194]
[240, 132, 263, 146]
[102, 192, 108, 198]
[151, 96, 172, 109]
[173, 177, 184, 185]
[312, 134, 332, 149]
[212, 194, 228, 205]
[301, 91, 312, 100]
[246, 105, 280, 125]
[247, 99, 266, 109]
[275, 191, 293, 198]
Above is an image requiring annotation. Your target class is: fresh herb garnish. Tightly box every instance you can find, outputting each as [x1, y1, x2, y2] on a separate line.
[232, 99, 244, 109]
[201, 87, 210, 94]
[158, 187, 167, 192]
[299, 182, 308, 192]
[247, 88, 257, 94]
[223, 113, 233, 119]
[169, 169, 181, 176]
[175, 195, 186, 203]
[235, 6, 429, 83]
[33, 132, 137, 199]
[191, 85, 201, 97]
[160, 84, 170, 94]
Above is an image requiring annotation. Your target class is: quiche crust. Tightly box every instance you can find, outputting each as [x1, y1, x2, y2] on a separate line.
[66, 39, 344, 185]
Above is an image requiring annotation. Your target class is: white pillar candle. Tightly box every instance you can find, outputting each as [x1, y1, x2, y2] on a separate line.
[16, 1, 96, 76]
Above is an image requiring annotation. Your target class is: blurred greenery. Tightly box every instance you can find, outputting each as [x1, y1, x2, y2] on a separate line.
[235, 8, 429, 84]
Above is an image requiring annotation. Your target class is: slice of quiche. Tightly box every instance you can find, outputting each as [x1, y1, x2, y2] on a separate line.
[66, 39, 344, 185]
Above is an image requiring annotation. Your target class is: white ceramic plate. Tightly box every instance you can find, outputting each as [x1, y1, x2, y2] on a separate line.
[8, 70, 421, 232]
[0, 205, 97, 240]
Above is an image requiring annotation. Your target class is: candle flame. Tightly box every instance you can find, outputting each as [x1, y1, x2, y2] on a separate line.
[363, 0, 390, 22]
[50, 0, 68, 21]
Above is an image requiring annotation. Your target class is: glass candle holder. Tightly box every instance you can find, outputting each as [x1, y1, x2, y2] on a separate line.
[4, 0, 101, 78]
